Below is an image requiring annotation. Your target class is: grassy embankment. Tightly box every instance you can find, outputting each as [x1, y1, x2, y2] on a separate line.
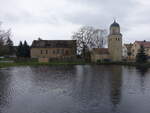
[96, 61, 150, 68]
[0, 62, 89, 68]
[0, 58, 88, 68]
[0, 58, 150, 68]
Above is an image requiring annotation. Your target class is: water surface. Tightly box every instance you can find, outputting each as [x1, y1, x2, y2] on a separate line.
[0, 65, 150, 113]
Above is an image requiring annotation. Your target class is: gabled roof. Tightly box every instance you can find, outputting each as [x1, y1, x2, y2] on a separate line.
[31, 40, 76, 48]
[135, 41, 150, 48]
[92, 48, 109, 55]
[124, 43, 133, 49]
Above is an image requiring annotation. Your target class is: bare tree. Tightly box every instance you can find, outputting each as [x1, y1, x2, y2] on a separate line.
[92, 29, 107, 48]
[72, 26, 94, 56]
[72, 26, 107, 57]
[0, 22, 13, 56]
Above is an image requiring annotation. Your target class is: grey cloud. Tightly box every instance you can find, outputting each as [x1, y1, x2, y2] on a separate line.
[1, 11, 60, 25]
[64, 0, 138, 27]
[0, 0, 150, 44]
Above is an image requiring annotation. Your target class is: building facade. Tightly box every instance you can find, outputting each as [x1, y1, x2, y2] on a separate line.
[131, 41, 150, 60]
[31, 40, 76, 61]
[122, 45, 128, 59]
[123, 43, 133, 60]
[91, 48, 110, 62]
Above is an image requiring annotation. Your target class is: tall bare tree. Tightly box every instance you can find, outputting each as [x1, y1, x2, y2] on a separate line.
[72, 26, 94, 56]
[0, 22, 13, 56]
[92, 29, 107, 48]
[72, 26, 107, 57]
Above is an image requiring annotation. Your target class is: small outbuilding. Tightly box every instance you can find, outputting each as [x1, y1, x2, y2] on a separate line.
[91, 48, 110, 62]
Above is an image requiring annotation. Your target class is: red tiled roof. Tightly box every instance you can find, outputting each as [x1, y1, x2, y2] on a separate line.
[92, 48, 109, 54]
[135, 41, 150, 48]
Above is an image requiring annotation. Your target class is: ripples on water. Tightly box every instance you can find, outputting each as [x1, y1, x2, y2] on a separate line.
[0, 65, 150, 113]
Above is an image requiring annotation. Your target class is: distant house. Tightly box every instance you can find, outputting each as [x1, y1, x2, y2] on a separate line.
[91, 48, 109, 62]
[131, 40, 150, 60]
[122, 45, 128, 59]
[31, 40, 76, 62]
[123, 43, 133, 60]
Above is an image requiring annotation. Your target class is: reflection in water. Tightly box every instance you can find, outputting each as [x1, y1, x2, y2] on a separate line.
[0, 66, 150, 113]
[136, 66, 149, 76]
[136, 67, 149, 93]
[0, 69, 11, 112]
[110, 66, 122, 112]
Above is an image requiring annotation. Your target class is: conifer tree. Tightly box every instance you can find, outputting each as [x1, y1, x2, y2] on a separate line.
[16, 41, 23, 57]
[16, 41, 30, 58]
[23, 40, 30, 57]
[136, 45, 148, 63]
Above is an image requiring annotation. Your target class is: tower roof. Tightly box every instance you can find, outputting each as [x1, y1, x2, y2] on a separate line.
[110, 20, 120, 27]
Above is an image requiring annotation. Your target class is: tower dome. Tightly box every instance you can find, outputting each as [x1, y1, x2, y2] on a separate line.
[110, 20, 120, 28]
[109, 20, 121, 35]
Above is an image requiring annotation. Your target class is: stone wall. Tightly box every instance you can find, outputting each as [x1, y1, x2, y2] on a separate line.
[91, 54, 110, 62]
[38, 58, 49, 63]
[31, 48, 76, 59]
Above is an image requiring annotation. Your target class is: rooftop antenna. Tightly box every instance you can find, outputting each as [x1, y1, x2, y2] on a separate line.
[113, 17, 117, 23]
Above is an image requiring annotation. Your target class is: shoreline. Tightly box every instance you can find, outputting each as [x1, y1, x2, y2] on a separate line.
[96, 62, 150, 68]
[0, 62, 89, 68]
[0, 61, 150, 68]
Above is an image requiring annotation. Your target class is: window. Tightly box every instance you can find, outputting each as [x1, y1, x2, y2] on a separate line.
[46, 50, 48, 54]
[53, 50, 55, 54]
[116, 38, 120, 41]
[65, 50, 69, 55]
[61, 49, 64, 54]
[41, 50, 43, 54]
[57, 49, 59, 54]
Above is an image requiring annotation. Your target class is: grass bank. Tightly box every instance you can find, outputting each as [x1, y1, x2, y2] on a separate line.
[96, 61, 150, 68]
[1, 59, 150, 68]
[0, 61, 89, 68]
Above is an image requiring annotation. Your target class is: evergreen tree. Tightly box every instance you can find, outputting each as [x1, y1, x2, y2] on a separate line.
[16, 41, 23, 57]
[136, 45, 148, 63]
[16, 41, 30, 58]
[23, 40, 30, 57]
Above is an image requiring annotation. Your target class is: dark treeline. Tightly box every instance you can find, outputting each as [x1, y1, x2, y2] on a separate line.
[0, 22, 30, 58]
[16, 41, 30, 58]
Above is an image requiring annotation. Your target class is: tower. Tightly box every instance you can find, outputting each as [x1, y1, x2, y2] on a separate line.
[108, 20, 122, 61]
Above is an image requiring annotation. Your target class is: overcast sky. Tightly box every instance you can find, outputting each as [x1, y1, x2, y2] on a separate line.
[0, 0, 150, 45]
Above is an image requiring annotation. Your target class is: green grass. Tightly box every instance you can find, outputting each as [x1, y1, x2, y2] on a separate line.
[96, 61, 150, 68]
[1, 59, 150, 68]
[0, 61, 89, 68]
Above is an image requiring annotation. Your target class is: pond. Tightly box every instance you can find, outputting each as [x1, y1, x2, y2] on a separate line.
[0, 65, 150, 113]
